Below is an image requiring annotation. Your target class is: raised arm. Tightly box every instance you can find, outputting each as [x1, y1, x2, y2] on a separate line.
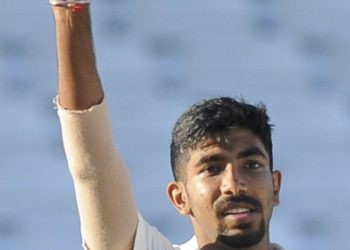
[51, 3, 138, 249]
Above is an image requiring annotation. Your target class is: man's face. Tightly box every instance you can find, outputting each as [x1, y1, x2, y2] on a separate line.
[181, 128, 281, 249]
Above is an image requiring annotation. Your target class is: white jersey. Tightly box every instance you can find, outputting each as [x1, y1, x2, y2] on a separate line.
[133, 214, 283, 250]
[134, 213, 198, 250]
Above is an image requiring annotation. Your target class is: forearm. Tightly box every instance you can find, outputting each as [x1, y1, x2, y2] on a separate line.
[52, 5, 103, 110]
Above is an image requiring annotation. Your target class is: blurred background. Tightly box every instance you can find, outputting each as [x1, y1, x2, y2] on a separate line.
[1, 0, 350, 249]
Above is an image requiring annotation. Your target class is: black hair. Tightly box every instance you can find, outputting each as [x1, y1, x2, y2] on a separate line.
[170, 97, 273, 181]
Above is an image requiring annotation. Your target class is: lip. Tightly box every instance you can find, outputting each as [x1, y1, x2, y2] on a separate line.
[223, 208, 256, 223]
[215, 196, 262, 224]
[221, 202, 257, 214]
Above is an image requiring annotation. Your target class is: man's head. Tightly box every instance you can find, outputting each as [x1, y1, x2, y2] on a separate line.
[170, 97, 273, 181]
[167, 97, 281, 249]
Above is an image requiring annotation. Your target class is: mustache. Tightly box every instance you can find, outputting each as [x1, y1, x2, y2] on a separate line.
[215, 195, 263, 217]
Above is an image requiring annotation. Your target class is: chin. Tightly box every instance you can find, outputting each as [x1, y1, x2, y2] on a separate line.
[217, 220, 266, 248]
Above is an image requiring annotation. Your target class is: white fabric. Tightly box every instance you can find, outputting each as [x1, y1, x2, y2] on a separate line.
[134, 213, 198, 250]
[133, 214, 283, 250]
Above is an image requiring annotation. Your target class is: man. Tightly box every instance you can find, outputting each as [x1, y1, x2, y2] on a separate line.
[50, 1, 283, 249]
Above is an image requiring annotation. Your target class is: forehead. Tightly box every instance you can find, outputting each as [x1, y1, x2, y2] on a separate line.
[187, 128, 269, 164]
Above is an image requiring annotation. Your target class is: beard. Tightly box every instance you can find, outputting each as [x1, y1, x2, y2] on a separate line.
[214, 195, 267, 248]
[217, 218, 266, 248]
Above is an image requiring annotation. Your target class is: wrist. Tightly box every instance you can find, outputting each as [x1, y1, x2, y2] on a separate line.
[52, 4, 90, 23]
[49, 0, 90, 6]
[50, 0, 90, 15]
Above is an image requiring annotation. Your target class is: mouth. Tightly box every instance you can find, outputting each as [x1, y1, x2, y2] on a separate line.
[215, 195, 262, 224]
[222, 208, 256, 224]
[219, 204, 258, 223]
[224, 207, 255, 216]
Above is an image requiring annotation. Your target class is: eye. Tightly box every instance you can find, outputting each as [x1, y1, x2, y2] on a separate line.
[204, 165, 223, 175]
[244, 161, 263, 170]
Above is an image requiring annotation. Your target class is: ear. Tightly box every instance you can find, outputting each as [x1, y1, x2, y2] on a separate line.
[167, 181, 191, 215]
[272, 170, 282, 206]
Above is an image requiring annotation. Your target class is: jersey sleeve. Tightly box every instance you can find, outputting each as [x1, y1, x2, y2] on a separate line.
[134, 213, 178, 250]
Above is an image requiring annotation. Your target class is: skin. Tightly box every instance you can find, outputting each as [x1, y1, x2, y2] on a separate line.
[52, 5, 104, 110]
[168, 128, 281, 250]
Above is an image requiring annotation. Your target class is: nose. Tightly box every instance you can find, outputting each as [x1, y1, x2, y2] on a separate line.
[220, 164, 247, 196]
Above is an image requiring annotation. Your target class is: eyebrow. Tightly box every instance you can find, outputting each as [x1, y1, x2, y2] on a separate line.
[193, 146, 267, 168]
[237, 146, 267, 160]
[194, 154, 227, 168]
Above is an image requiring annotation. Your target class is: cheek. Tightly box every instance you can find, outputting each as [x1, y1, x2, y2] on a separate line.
[187, 178, 220, 211]
[256, 177, 276, 210]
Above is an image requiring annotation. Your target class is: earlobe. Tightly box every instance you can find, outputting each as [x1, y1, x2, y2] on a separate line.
[167, 181, 191, 215]
[272, 170, 282, 206]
